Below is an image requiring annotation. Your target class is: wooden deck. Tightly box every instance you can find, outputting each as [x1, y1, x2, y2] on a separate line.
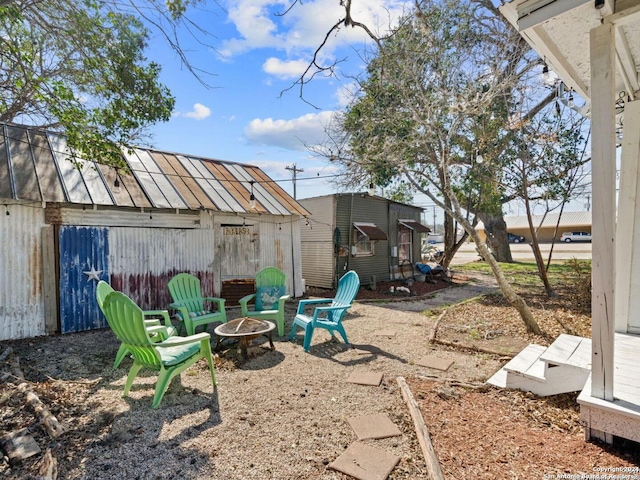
[578, 333, 640, 443]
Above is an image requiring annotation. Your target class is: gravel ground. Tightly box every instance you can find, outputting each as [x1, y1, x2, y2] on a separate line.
[2, 287, 502, 480]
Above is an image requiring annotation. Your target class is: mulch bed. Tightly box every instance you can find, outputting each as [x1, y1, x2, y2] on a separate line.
[307, 276, 463, 301]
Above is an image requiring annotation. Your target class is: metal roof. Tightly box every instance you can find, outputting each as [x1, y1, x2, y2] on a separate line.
[0, 123, 309, 217]
[353, 222, 388, 240]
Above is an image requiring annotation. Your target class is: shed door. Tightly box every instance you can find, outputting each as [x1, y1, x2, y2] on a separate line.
[59, 225, 109, 333]
[219, 224, 258, 279]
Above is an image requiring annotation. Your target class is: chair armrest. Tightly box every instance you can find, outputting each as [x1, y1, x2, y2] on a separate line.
[143, 319, 162, 327]
[146, 325, 173, 341]
[312, 305, 351, 321]
[143, 310, 173, 328]
[203, 297, 226, 311]
[156, 332, 210, 347]
[238, 293, 256, 316]
[296, 298, 331, 315]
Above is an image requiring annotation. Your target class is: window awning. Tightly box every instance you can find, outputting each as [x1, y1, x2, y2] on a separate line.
[353, 222, 388, 240]
[399, 219, 431, 233]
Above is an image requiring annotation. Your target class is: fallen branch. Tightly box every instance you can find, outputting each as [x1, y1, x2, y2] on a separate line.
[0, 346, 12, 363]
[431, 338, 515, 358]
[397, 376, 445, 480]
[38, 448, 58, 480]
[416, 374, 490, 391]
[428, 310, 447, 344]
[8, 352, 65, 439]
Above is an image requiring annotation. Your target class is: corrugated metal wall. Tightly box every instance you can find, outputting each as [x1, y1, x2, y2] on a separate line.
[0, 203, 46, 340]
[299, 196, 336, 288]
[109, 227, 216, 312]
[338, 195, 390, 287]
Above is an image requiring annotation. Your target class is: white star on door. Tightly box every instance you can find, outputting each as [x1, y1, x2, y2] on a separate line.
[83, 265, 103, 282]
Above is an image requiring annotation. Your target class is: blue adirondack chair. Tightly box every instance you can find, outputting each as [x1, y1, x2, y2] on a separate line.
[290, 271, 360, 352]
[239, 266, 290, 336]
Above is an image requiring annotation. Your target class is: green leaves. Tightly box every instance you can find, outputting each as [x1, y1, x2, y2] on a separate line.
[0, 0, 175, 167]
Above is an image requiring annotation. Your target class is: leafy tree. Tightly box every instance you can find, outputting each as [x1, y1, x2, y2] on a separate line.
[333, 0, 547, 333]
[0, 0, 207, 167]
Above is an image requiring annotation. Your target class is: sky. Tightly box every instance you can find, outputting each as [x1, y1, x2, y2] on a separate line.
[142, 0, 413, 202]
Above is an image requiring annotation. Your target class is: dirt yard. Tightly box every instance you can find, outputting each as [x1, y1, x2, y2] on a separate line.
[2, 271, 639, 479]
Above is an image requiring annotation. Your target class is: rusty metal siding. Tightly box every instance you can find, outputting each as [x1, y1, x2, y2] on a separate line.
[299, 196, 336, 288]
[255, 217, 304, 296]
[0, 203, 46, 340]
[109, 227, 217, 310]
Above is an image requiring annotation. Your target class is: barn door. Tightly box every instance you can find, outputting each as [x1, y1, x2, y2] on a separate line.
[59, 226, 109, 333]
[219, 224, 258, 280]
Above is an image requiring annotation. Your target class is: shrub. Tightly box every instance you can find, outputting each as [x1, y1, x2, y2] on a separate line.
[562, 258, 591, 313]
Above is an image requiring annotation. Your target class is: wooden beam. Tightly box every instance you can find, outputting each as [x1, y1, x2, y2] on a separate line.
[616, 100, 640, 333]
[590, 23, 617, 401]
[516, 0, 590, 31]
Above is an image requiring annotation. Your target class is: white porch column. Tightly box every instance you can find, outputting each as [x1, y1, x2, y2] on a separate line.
[590, 23, 617, 401]
[616, 100, 640, 333]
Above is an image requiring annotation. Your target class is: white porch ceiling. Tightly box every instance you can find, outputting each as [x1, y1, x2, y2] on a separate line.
[500, 0, 640, 105]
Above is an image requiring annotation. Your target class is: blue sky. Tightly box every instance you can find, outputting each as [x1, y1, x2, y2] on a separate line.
[143, 0, 411, 201]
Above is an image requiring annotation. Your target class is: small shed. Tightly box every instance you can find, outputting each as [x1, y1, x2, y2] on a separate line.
[298, 193, 430, 289]
[0, 122, 309, 340]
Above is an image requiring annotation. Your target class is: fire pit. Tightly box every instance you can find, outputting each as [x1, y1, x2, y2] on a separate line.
[213, 317, 275, 358]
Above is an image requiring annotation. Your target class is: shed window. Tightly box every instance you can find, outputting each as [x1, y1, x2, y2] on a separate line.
[352, 222, 387, 257]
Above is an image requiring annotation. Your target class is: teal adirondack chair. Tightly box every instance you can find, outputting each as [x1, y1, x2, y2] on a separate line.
[168, 273, 227, 336]
[101, 290, 216, 408]
[239, 267, 290, 336]
[290, 271, 360, 352]
[96, 281, 177, 369]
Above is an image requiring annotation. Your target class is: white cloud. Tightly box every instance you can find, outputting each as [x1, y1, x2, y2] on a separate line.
[244, 110, 336, 151]
[220, 0, 409, 59]
[183, 103, 211, 120]
[262, 57, 309, 79]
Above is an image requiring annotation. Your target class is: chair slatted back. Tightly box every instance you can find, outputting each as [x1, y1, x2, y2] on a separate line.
[168, 273, 206, 312]
[103, 291, 162, 368]
[327, 271, 359, 322]
[255, 266, 286, 289]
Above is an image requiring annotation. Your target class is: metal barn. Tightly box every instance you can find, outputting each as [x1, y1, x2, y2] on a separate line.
[0, 122, 308, 340]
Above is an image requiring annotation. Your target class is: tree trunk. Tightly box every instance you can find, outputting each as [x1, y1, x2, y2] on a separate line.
[475, 236, 542, 334]
[478, 213, 513, 262]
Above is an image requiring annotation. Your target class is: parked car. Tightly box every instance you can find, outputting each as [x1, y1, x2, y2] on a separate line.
[507, 233, 526, 243]
[560, 231, 592, 243]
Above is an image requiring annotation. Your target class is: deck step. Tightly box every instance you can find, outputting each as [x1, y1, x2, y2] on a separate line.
[487, 336, 592, 396]
[540, 334, 591, 370]
[502, 344, 547, 381]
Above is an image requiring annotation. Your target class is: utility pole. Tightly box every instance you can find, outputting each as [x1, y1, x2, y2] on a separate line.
[285, 163, 304, 200]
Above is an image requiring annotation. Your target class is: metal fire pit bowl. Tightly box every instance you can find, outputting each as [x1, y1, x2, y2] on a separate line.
[214, 317, 275, 358]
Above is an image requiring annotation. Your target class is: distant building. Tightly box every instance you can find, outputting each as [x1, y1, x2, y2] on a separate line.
[299, 194, 430, 289]
[477, 212, 591, 243]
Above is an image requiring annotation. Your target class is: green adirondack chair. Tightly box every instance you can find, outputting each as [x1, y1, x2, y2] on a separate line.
[101, 290, 216, 409]
[239, 266, 290, 336]
[96, 281, 177, 369]
[290, 271, 360, 352]
[168, 273, 227, 336]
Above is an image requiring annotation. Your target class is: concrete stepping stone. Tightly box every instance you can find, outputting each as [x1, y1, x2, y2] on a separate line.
[416, 355, 453, 371]
[347, 413, 402, 440]
[346, 371, 383, 386]
[329, 442, 400, 480]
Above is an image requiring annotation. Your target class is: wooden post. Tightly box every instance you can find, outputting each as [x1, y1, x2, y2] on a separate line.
[590, 23, 617, 403]
[615, 100, 640, 333]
